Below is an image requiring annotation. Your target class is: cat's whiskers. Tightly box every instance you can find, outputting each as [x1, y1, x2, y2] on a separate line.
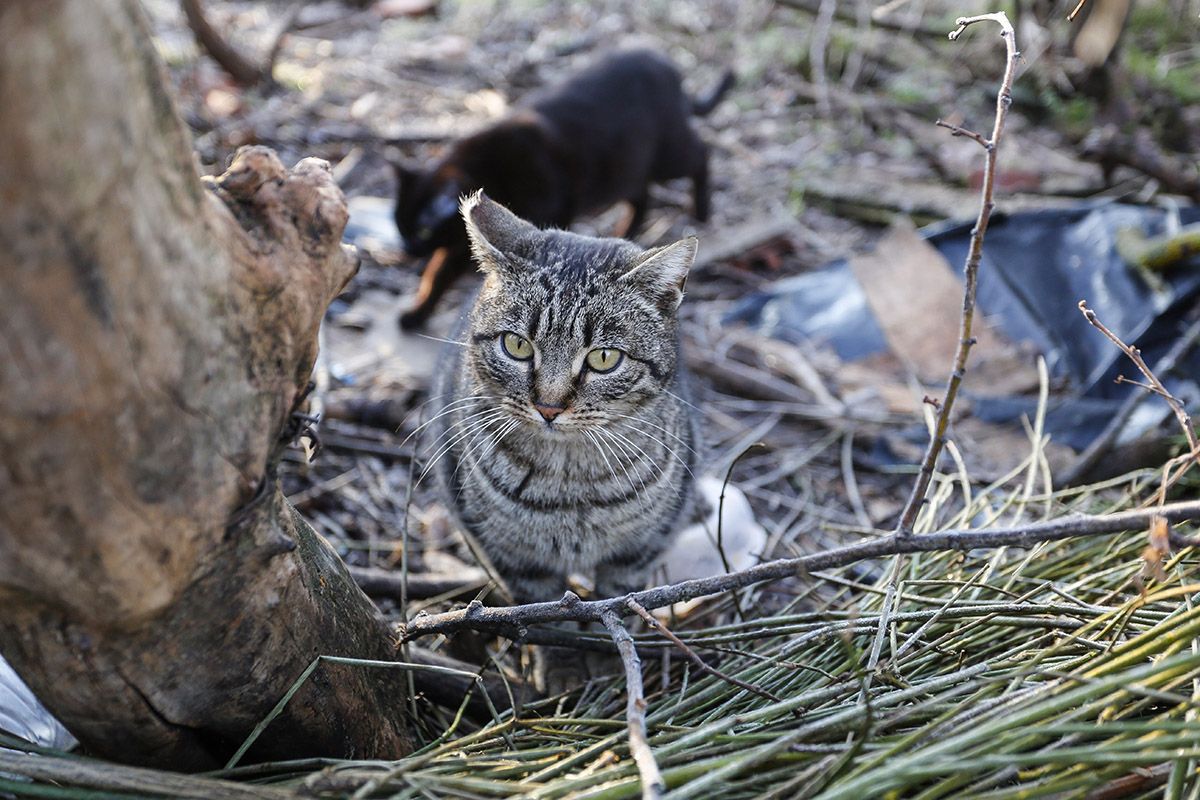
[415, 333, 469, 347]
[418, 416, 504, 486]
[613, 419, 696, 480]
[665, 388, 702, 412]
[463, 419, 522, 488]
[450, 412, 514, 485]
[400, 394, 489, 448]
[455, 418, 520, 497]
[609, 411, 699, 455]
[417, 421, 503, 490]
[492, 418, 522, 447]
[604, 431, 651, 496]
[603, 425, 693, 504]
[417, 409, 507, 485]
[419, 405, 504, 455]
[597, 425, 662, 479]
[584, 429, 638, 496]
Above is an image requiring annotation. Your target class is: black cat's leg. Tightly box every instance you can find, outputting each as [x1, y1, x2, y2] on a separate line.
[399, 245, 468, 330]
[691, 149, 711, 223]
[619, 191, 650, 239]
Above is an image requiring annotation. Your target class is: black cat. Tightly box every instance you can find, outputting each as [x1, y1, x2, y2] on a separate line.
[393, 48, 734, 329]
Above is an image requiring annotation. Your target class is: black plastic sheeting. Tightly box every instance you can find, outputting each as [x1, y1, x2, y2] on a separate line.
[728, 202, 1200, 451]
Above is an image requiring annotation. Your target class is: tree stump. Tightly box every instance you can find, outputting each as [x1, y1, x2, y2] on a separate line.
[0, 0, 417, 769]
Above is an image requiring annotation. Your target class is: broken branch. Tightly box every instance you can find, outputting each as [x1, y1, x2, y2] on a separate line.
[601, 609, 665, 800]
[399, 499, 1200, 640]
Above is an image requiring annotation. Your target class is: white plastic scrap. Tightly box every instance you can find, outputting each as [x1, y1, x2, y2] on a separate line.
[0, 654, 77, 751]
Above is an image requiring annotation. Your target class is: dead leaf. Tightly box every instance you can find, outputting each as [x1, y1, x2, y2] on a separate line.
[847, 222, 1040, 394]
[1140, 514, 1171, 584]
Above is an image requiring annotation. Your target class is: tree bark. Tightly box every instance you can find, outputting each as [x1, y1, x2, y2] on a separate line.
[0, 0, 418, 769]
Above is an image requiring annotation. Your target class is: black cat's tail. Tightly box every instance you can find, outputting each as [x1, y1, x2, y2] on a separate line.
[691, 69, 736, 117]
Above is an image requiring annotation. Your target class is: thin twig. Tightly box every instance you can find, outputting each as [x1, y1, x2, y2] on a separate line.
[181, 0, 301, 89]
[895, 11, 1020, 535]
[1078, 301, 1199, 455]
[1060, 311, 1200, 485]
[348, 565, 488, 602]
[934, 119, 990, 149]
[399, 499, 1200, 640]
[626, 599, 783, 704]
[181, 0, 269, 87]
[718, 443, 764, 621]
[601, 609, 665, 800]
[810, 0, 836, 117]
[859, 558, 902, 704]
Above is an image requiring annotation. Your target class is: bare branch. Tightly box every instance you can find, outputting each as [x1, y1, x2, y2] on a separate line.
[895, 11, 1019, 535]
[348, 565, 489, 602]
[399, 499, 1200, 641]
[1059, 311, 1200, 485]
[601, 609, 664, 800]
[1078, 301, 1199, 455]
[934, 119, 990, 149]
[626, 599, 783, 705]
[181, 0, 265, 87]
[1081, 127, 1200, 201]
[181, 0, 301, 89]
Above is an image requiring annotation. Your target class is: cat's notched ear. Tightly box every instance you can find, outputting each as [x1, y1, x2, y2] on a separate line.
[620, 236, 698, 311]
[460, 190, 537, 274]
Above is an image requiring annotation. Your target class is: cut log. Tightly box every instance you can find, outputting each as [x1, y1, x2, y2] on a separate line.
[0, 0, 444, 770]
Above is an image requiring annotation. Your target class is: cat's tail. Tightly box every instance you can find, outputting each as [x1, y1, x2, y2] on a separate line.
[691, 69, 736, 117]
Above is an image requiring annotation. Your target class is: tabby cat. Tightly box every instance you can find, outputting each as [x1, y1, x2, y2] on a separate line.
[429, 191, 701, 613]
[393, 48, 733, 329]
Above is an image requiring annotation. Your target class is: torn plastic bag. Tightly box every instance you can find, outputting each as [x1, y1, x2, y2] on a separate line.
[728, 202, 1200, 453]
[0, 654, 76, 751]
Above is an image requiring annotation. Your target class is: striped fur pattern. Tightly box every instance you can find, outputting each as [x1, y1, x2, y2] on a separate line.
[429, 191, 700, 605]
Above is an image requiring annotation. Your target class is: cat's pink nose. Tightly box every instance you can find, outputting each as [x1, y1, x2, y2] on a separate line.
[534, 403, 566, 422]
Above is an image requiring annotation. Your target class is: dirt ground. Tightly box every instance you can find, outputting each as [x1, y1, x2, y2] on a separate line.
[142, 0, 1199, 620]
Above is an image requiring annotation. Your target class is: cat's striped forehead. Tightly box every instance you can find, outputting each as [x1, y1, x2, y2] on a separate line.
[506, 228, 642, 282]
[481, 230, 667, 343]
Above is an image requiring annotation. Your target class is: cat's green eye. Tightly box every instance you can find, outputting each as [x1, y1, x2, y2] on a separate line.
[586, 348, 623, 373]
[500, 332, 534, 361]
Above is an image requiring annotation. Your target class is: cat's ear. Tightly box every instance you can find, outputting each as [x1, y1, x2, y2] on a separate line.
[460, 190, 537, 273]
[620, 236, 697, 311]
